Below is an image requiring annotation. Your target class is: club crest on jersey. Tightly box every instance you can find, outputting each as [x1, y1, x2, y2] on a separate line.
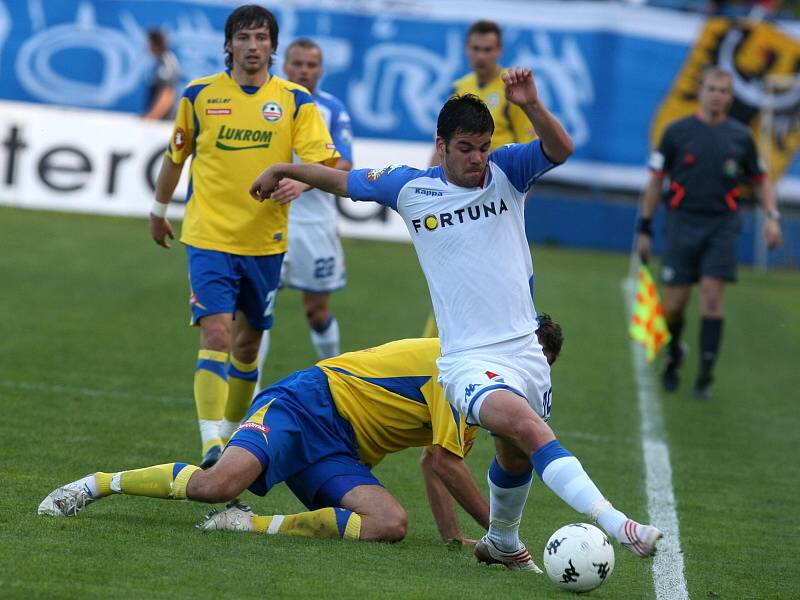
[261, 102, 283, 122]
[366, 164, 401, 181]
[411, 198, 508, 233]
[173, 127, 186, 150]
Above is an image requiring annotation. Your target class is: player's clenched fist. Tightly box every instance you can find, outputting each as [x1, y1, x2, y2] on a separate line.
[250, 165, 284, 202]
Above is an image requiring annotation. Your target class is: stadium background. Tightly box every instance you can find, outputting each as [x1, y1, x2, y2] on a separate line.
[1, 0, 798, 265]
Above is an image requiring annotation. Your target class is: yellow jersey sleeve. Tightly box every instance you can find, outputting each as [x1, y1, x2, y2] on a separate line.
[293, 101, 340, 166]
[165, 94, 196, 164]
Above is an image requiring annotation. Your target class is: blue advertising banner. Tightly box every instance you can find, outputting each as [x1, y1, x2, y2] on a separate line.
[1, 0, 799, 181]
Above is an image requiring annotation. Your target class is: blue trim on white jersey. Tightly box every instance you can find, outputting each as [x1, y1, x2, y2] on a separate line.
[466, 383, 526, 423]
[315, 90, 353, 163]
[348, 165, 438, 211]
[490, 140, 556, 194]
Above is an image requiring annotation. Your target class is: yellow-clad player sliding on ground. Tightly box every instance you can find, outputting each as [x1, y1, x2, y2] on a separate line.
[147, 5, 339, 468]
[38, 317, 563, 550]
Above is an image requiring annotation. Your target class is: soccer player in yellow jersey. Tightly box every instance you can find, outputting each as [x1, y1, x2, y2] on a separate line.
[147, 5, 339, 468]
[39, 319, 562, 547]
[422, 19, 536, 337]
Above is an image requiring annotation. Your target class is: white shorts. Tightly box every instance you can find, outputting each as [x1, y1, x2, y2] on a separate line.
[436, 331, 552, 426]
[282, 221, 346, 293]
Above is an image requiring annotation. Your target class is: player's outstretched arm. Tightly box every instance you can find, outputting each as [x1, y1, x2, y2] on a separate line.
[149, 155, 183, 249]
[503, 67, 573, 164]
[251, 162, 348, 205]
[420, 445, 489, 544]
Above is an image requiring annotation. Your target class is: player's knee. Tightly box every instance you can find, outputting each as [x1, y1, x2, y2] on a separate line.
[201, 322, 231, 352]
[376, 506, 407, 542]
[305, 305, 329, 330]
[187, 468, 241, 503]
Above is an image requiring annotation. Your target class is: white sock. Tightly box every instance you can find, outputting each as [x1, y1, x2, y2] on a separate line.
[310, 316, 339, 359]
[78, 474, 100, 498]
[199, 419, 222, 448]
[540, 456, 628, 538]
[255, 329, 271, 393]
[219, 418, 240, 443]
[486, 459, 533, 552]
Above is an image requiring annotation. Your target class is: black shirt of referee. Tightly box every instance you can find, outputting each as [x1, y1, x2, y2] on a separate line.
[636, 67, 782, 400]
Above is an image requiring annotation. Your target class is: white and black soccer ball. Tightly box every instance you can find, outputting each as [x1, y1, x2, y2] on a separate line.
[543, 523, 615, 593]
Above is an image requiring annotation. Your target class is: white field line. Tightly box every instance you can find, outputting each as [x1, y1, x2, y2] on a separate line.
[0, 379, 186, 405]
[623, 278, 689, 600]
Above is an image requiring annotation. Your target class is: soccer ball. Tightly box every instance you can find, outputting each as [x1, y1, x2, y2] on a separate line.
[543, 523, 615, 593]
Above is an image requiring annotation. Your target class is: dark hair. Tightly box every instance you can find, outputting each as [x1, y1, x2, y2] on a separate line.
[535, 313, 564, 366]
[224, 5, 279, 69]
[436, 94, 494, 145]
[147, 29, 167, 54]
[466, 20, 502, 45]
[286, 37, 322, 59]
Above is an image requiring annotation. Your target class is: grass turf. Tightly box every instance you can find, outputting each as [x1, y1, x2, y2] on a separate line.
[0, 207, 797, 599]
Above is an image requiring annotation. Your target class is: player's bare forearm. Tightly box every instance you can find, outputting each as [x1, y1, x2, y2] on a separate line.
[640, 175, 663, 219]
[335, 158, 353, 173]
[420, 449, 462, 542]
[145, 88, 176, 120]
[429, 446, 489, 530]
[755, 177, 778, 214]
[154, 155, 184, 204]
[521, 102, 573, 164]
[251, 162, 348, 203]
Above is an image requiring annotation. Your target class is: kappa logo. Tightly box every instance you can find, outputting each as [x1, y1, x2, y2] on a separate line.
[173, 127, 186, 150]
[464, 383, 479, 399]
[414, 187, 443, 197]
[412, 198, 509, 233]
[261, 102, 283, 122]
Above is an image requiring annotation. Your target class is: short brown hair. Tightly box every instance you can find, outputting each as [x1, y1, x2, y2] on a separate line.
[536, 313, 564, 366]
[466, 20, 502, 45]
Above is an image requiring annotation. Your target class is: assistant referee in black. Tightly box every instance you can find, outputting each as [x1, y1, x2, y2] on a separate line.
[636, 66, 782, 399]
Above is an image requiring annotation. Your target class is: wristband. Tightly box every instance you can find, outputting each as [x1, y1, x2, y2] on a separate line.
[638, 218, 653, 236]
[767, 208, 781, 221]
[150, 200, 168, 218]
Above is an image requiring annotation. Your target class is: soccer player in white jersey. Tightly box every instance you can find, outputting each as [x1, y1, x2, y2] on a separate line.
[249, 68, 663, 571]
[256, 39, 353, 382]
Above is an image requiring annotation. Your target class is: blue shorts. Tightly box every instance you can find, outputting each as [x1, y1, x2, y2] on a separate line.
[185, 245, 284, 330]
[227, 366, 381, 510]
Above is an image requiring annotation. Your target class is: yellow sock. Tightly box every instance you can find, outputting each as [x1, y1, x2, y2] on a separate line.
[422, 312, 438, 338]
[96, 463, 200, 499]
[195, 349, 228, 451]
[225, 355, 259, 423]
[251, 507, 361, 540]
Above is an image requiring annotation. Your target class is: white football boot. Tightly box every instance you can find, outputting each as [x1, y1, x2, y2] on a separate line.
[474, 535, 543, 573]
[618, 519, 663, 557]
[198, 500, 254, 533]
[38, 475, 99, 517]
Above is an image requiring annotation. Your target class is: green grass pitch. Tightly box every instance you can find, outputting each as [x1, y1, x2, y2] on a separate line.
[0, 207, 797, 599]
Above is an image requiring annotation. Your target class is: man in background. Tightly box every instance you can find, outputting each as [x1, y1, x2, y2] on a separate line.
[257, 38, 353, 385]
[143, 29, 180, 121]
[636, 66, 782, 399]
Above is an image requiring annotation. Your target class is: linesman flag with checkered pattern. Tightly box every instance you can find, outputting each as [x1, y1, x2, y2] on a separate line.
[629, 265, 671, 363]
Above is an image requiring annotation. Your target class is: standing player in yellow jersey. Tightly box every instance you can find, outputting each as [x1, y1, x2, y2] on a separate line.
[147, 5, 339, 468]
[423, 19, 535, 337]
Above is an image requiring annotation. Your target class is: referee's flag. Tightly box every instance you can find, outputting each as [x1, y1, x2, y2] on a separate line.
[629, 265, 671, 362]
